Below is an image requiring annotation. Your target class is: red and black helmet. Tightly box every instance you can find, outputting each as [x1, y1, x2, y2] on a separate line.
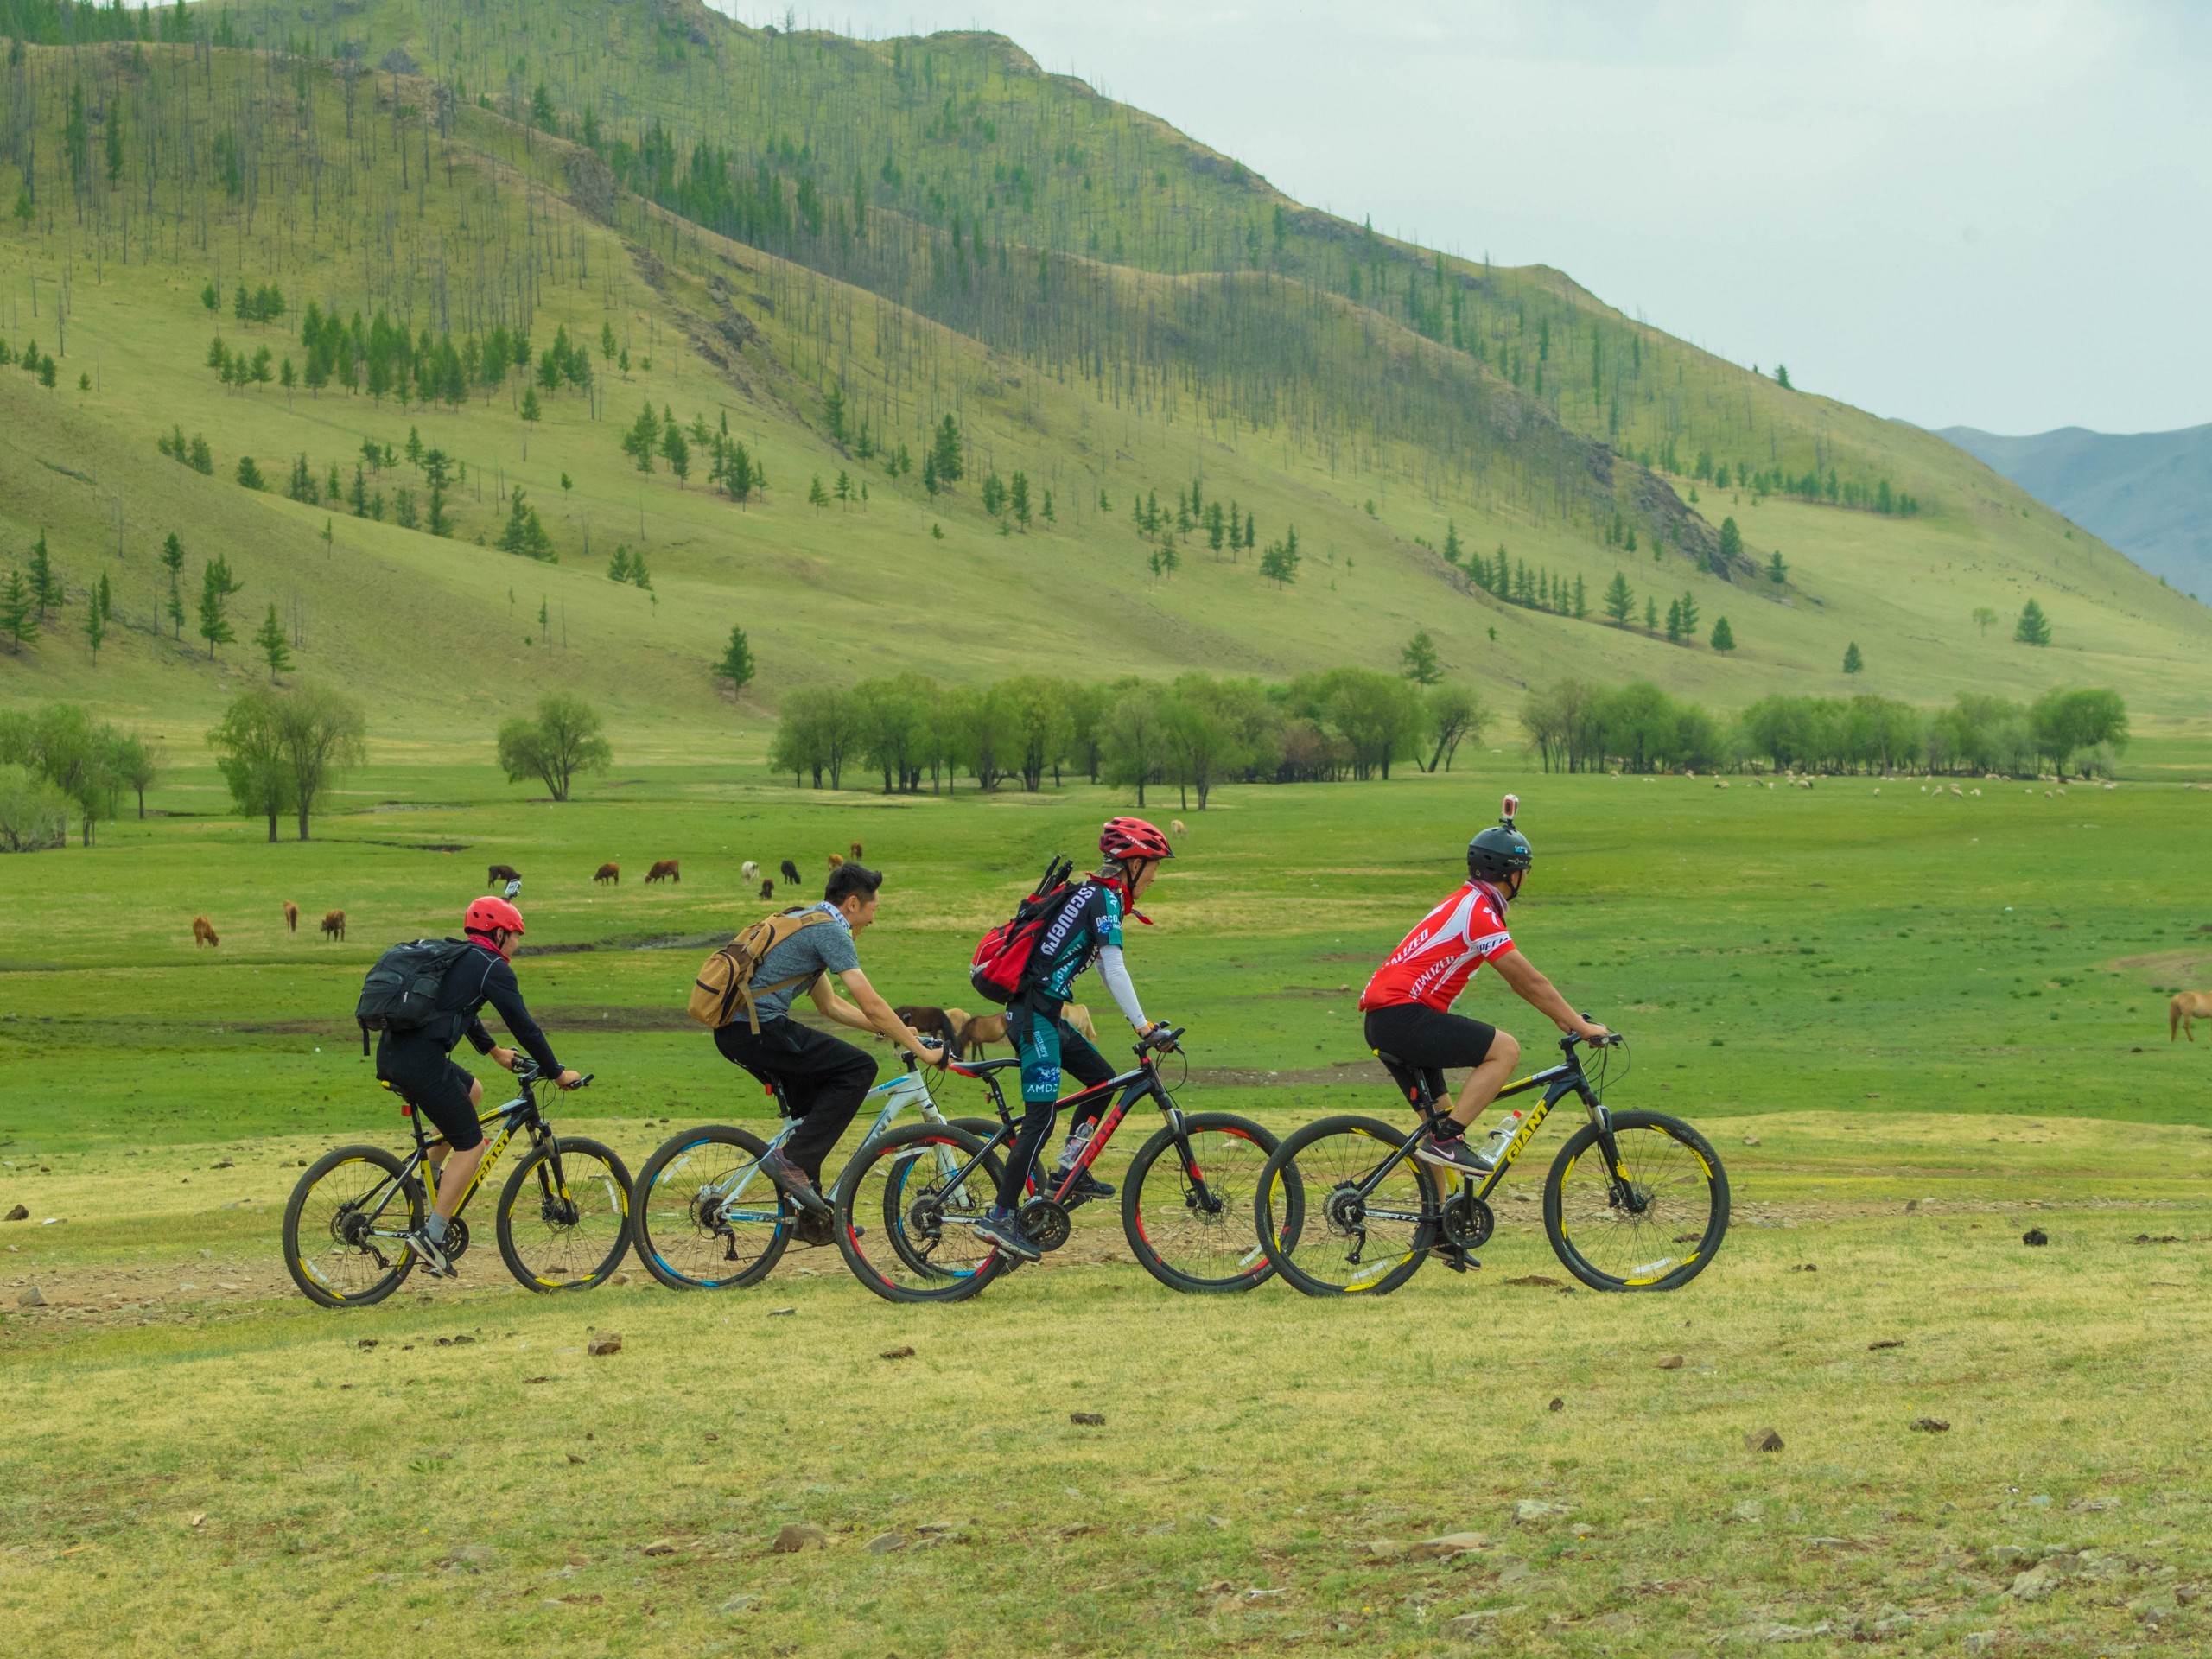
[1099, 817, 1174, 863]
[463, 895, 526, 956]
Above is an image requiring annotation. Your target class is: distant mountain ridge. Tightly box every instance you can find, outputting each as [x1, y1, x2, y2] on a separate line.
[1941, 423, 2212, 601]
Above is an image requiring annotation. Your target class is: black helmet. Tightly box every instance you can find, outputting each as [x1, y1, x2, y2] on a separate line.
[1467, 792, 1532, 883]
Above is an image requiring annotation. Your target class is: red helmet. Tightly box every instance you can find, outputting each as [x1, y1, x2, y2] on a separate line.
[463, 895, 526, 955]
[1099, 817, 1174, 863]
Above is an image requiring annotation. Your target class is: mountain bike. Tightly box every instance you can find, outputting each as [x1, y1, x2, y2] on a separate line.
[1255, 1031, 1727, 1296]
[630, 1048, 1001, 1290]
[830, 1028, 1281, 1304]
[283, 1063, 630, 1307]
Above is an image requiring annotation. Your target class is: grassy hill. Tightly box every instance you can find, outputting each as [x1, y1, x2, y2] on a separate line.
[0, 8, 2205, 754]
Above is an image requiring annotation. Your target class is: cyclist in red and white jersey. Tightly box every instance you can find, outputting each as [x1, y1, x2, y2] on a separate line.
[1359, 797, 1609, 1176]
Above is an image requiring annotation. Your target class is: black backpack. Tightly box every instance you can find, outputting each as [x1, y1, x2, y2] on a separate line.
[355, 938, 474, 1054]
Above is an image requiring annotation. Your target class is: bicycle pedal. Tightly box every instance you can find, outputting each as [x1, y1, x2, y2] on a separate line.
[1437, 1247, 1480, 1274]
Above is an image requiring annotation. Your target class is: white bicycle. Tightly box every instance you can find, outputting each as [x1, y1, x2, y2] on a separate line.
[630, 1052, 999, 1289]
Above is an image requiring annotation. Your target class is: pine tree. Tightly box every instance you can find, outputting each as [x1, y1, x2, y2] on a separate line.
[26, 530, 57, 620]
[1644, 597, 1660, 632]
[712, 626, 756, 697]
[1678, 592, 1700, 637]
[932, 413, 964, 484]
[256, 602, 292, 681]
[1443, 521, 1463, 565]
[1768, 550, 1788, 585]
[188, 435, 213, 474]
[287, 454, 317, 503]
[661, 420, 690, 485]
[628, 553, 652, 590]
[1665, 598, 1684, 643]
[160, 533, 186, 638]
[823, 385, 847, 444]
[1011, 472, 1031, 528]
[197, 556, 242, 659]
[608, 546, 632, 582]
[922, 449, 940, 496]
[0, 568, 32, 652]
[521, 385, 542, 422]
[85, 571, 110, 664]
[1710, 616, 1736, 652]
[808, 475, 830, 511]
[1401, 629, 1442, 684]
[1573, 574, 1587, 618]
[622, 401, 658, 472]
[236, 455, 264, 491]
[2014, 600, 2051, 646]
[1842, 641, 1864, 677]
[1602, 571, 1635, 627]
[1718, 516, 1743, 565]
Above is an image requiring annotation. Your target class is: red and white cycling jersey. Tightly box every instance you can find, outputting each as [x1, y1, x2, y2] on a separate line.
[1358, 880, 1517, 1013]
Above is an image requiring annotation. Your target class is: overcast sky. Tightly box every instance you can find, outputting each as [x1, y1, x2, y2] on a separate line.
[718, 1, 2210, 437]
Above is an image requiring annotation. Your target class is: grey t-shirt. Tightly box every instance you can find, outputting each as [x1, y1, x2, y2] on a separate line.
[746, 903, 860, 1024]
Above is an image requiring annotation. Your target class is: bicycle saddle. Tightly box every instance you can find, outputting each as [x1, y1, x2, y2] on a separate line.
[947, 1057, 1022, 1077]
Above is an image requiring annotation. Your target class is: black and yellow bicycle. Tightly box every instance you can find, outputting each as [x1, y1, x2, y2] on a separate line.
[282, 1062, 631, 1307]
[1255, 1032, 1728, 1296]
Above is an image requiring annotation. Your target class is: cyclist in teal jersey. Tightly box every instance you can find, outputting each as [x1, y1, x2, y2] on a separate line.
[973, 817, 1179, 1262]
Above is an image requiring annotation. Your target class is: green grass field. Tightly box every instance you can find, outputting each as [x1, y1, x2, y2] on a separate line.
[5, 760, 2212, 1654]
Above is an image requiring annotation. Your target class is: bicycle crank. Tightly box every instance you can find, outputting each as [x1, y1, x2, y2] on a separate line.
[442, 1216, 471, 1261]
[1440, 1192, 1493, 1249]
[1017, 1197, 1072, 1253]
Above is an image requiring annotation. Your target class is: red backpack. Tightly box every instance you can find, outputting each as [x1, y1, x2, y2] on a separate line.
[969, 855, 1075, 1005]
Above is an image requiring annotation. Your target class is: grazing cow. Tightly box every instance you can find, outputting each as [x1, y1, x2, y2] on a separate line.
[645, 859, 681, 885]
[741, 861, 760, 884]
[1061, 1001, 1099, 1042]
[487, 863, 522, 886]
[960, 1010, 1008, 1058]
[893, 1006, 962, 1062]
[594, 862, 620, 886]
[321, 909, 346, 942]
[780, 859, 801, 886]
[283, 900, 299, 933]
[828, 852, 844, 870]
[2172, 993, 2212, 1042]
[1171, 820, 1186, 836]
[758, 880, 775, 900]
[850, 841, 864, 861]
[192, 915, 219, 948]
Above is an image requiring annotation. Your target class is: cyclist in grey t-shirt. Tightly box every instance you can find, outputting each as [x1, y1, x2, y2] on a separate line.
[711, 862, 943, 1231]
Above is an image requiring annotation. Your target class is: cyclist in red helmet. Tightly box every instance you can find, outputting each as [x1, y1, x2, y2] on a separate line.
[375, 893, 582, 1276]
[974, 817, 1179, 1262]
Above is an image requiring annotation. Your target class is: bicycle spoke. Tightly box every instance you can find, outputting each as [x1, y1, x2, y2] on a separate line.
[842, 1131, 997, 1298]
[639, 1134, 787, 1287]
[1271, 1123, 1435, 1294]
[501, 1143, 629, 1288]
[1128, 1122, 1274, 1288]
[284, 1147, 420, 1307]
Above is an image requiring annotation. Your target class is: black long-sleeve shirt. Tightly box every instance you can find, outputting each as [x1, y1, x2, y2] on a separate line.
[410, 938, 563, 1076]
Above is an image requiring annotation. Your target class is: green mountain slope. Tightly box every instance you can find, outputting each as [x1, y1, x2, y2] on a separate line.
[0, 10, 2204, 751]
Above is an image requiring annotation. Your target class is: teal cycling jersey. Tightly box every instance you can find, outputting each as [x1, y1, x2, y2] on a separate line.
[1027, 880, 1124, 1002]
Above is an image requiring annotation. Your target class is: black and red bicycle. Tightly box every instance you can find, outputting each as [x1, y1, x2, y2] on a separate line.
[828, 1028, 1279, 1303]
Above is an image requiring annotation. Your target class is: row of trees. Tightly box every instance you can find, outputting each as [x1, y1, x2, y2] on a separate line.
[1520, 681, 2128, 778]
[0, 704, 159, 848]
[769, 670, 1492, 805]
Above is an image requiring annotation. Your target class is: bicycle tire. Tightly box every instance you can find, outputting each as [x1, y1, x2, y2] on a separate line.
[1542, 1109, 1729, 1292]
[283, 1144, 423, 1309]
[831, 1120, 1011, 1305]
[1255, 1115, 1440, 1299]
[495, 1136, 633, 1293]
[1122, 1112, 1280, 1294]
[632, 1126, 791, 1290]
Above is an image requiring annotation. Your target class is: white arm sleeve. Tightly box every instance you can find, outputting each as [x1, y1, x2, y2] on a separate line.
[1096, 944, 1148, 1031]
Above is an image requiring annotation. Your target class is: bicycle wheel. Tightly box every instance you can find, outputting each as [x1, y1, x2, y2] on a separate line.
[1543, 1109, 1729, 1291]
[1255, 1116, 1440, 1298]
[283, 1145, 423, 1309]
[632, 1126, 791, 1290]
[495, 1136, 633, 1292]
[832, 1121, 1010, 1304]
[1122, 1112, 1280, 1294]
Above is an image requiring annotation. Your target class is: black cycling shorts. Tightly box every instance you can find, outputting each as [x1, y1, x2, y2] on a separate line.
[377, 1037, 485, 1151]
[1362, 1003, 1499, 1110]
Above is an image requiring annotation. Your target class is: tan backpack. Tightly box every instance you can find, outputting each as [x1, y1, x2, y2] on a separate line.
[687, 908, 834, 1033]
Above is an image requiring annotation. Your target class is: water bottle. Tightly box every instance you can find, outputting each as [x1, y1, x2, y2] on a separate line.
[1473, 1110, 1524, 1166]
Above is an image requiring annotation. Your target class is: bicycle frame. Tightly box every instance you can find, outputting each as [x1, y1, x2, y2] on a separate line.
[1358, 1038, 1635, 1215]
[355, 1075, 556, 1245]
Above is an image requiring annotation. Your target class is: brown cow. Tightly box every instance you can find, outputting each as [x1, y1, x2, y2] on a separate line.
[192, 915, 219, 948]
[828, 852, 844, 870]
[758, 880, 775, 900]
[321, 909, 346, 942]
[487, 862, 522, 886]
[850, 841, 864, 861]
[894, 1006, 961, 1064]
[645, 860, 681, 885]
[1061, 1001, 1099, 1042]
[283, 900, 299, 934]
[594, 862, 620, 886]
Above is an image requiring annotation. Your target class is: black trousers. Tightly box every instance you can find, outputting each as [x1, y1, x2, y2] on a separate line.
[713, 1017, 879, 1185]
[998, 995, 1118, 1209]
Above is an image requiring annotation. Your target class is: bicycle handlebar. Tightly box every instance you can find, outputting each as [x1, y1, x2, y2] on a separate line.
[1134, 1024, 1185, 1058]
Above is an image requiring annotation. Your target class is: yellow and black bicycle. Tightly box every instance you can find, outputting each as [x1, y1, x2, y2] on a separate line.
[282, 1062, 630, 1307]
[1254, 1032, 1728, 1296]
